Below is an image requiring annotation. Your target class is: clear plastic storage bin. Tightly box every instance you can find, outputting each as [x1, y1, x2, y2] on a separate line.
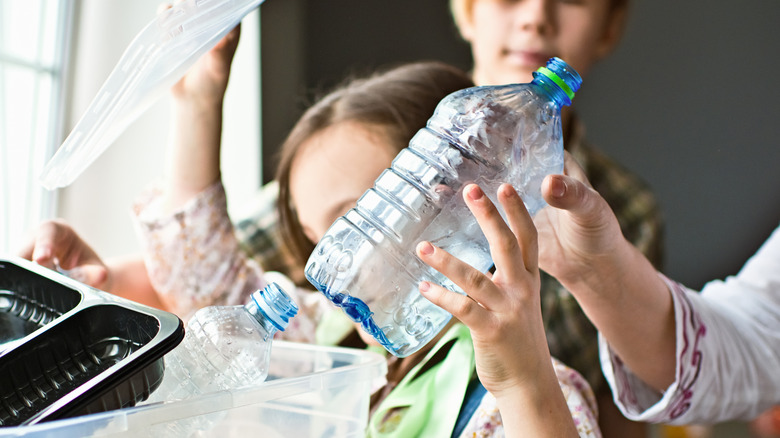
[0, 256, 387, 437]
[1, 341, 387, 437]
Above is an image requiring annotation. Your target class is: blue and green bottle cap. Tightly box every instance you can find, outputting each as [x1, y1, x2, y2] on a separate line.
[535, 57, 582, 101]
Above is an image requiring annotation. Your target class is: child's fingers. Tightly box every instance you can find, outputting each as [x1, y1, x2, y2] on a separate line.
[496, 183, 538, 272]
[27, 221, 67, 268]
[157, 1, 186, 16]
[542, 173, 602, 221]
[213, 24, 241, 54]
[416, 240, 502, 310]
[462, 184, 526, 279]
[26, 220, 97, 272]
[418, 280, 486, 329]
[156, 2, 172, 15]
[16, 238, 37, 262]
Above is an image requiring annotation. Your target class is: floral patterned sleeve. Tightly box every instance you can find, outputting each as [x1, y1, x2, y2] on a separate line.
[132, 180, 328, 343]
[458, 358, 601, 438]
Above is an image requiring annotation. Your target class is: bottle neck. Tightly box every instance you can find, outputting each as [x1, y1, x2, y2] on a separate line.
[244, 302, 279, 337]
[531, 73, 572, 108]
[243, 282, 298, 335]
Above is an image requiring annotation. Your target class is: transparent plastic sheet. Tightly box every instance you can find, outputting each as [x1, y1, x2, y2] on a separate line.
[39, 0, 263, 190]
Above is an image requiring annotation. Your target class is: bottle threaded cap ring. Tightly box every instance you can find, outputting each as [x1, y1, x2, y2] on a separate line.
[535, 57, 582, 102]
[250, 282, 299, 331]
[536, 67, 574, 100]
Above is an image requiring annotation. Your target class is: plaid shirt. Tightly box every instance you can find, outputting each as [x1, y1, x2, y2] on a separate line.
[232, 181, 306, 285]
[233, 117, 665, 394]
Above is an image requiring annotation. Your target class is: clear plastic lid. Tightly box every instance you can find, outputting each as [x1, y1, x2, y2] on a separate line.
[39, 0, 263, 190]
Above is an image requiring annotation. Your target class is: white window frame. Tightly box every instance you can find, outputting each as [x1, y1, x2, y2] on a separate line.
[0, 0, 74, 253]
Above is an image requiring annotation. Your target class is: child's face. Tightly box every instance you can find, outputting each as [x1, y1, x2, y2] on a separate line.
[290, 121, 397, 348]
[459, 0, 624, 86]
[289, 121, 396, 246]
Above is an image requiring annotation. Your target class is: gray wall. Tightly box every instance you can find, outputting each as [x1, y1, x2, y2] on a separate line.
[261, 0, 780, 290]
[578, 0, 780, 289]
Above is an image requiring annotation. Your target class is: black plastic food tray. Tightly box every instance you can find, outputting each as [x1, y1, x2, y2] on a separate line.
[0, 256, 184, 426]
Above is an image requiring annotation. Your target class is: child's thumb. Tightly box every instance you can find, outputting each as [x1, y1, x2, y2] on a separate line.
[542, 174, 613, 227]
[543, 174, 591, 212]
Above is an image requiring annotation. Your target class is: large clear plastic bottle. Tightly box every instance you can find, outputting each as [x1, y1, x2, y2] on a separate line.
[304, 57, 581, 358]
[146, 282, 298, 403]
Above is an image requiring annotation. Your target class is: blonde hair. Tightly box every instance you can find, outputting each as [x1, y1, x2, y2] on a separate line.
[449, 0, 473, 37]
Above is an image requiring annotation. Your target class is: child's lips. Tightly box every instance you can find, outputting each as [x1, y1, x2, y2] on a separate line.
[504, 50, 551, 67]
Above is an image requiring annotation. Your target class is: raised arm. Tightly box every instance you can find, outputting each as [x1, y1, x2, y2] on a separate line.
[160, 21, 241, 214]
[417, 183, 591, 437]
[535, 155, 676, 391]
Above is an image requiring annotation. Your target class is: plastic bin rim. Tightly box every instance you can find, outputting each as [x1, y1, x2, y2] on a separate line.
[0, 341, 387, 435]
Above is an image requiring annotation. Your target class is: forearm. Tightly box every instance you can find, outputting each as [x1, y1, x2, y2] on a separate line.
[495, 366, 580, 438]
[134, 181, 265, 320]
[105, 255, 166, 310]
[564, 238, 676, 391]
[163, 97, 224, 214]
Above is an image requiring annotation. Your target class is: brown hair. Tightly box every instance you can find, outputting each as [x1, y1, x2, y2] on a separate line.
[275, 61, 474, 267]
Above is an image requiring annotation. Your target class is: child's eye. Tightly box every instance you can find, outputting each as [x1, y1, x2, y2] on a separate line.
[495, 0, 586, 5]
[491, 0, 589, 7]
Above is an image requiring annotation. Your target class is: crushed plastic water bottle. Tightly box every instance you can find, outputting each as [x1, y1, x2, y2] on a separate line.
[147, 282, 297, 402]
[305, 57, 581, 357]
[143, 282, 296, 436]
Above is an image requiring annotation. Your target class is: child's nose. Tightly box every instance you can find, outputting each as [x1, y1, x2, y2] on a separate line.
[513, 0, 555, 34]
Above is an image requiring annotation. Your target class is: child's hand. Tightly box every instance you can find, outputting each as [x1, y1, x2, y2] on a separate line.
[415, 183, 551, 399]
[160, 1, 241, 106]
[534, 153, 625, 287]
[18, 220, 111, 291]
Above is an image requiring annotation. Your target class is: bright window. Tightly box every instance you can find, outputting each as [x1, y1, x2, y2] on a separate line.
[0, 0, 73, 252]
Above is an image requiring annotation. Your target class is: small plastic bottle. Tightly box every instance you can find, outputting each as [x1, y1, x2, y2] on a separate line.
[146, 282, 298, 403]
[305, 57, 581, 358]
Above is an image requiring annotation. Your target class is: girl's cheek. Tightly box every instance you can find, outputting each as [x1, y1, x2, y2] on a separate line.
[356, 324, 382, 346]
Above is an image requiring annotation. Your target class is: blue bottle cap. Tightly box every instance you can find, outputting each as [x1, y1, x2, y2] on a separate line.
[248, 282, 299, 332]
